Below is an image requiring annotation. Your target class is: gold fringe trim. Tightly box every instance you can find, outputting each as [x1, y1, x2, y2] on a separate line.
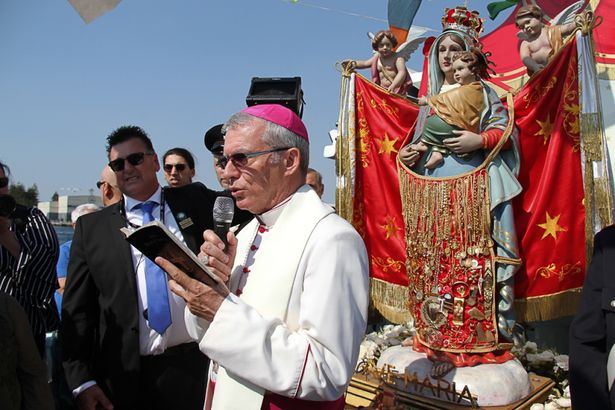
[596, 176, 613, 227]
[370, 278, 412, 324]
[584, 163, 595, 265]
[515, 288, 582, 322]
[581, 112, 603, 161]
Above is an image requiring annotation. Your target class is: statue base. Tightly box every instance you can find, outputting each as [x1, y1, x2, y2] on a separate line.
[346, 345, 554, 408]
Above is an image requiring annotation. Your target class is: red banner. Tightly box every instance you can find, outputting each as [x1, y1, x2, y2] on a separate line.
[511, 37, 586, 320]
[351, 77, 419, 320]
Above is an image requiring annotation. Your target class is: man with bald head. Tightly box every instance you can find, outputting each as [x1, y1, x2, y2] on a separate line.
[160, 104, 369, 410]
[97, 166, 122, 206]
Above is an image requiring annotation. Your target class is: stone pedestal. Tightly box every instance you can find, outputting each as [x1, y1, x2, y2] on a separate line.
[376, 345, 531, 407]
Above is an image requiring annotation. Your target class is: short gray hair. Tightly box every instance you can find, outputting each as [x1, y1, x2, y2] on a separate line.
[224, 112, 309, 174]
[71, 203, 100, 224]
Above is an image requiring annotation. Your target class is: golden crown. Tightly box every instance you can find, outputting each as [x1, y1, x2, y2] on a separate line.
[441, 6, 484, 42]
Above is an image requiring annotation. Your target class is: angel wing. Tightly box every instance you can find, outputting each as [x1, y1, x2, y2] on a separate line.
[550, 0, 585, 26]
[368, 26, 431, 57]
[396, 34, 428, 62]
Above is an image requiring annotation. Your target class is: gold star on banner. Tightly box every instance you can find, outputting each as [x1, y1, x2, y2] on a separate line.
[535, 115, 553, 145]
[377, 133, 399, 157]
[380, 215, 401, 239]
[358, 134, 370, 156]
[537, 212, 567, 240]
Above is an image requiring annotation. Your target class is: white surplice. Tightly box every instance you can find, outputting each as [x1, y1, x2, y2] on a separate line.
[185, 187, 369, 410]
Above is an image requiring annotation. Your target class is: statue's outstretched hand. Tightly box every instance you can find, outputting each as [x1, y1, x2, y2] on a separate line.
[341, 59, 356, 71]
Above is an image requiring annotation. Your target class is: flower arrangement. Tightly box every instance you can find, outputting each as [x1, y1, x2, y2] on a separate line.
[512, 341, 571, 410]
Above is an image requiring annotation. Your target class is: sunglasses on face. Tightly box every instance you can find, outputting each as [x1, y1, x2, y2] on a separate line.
[218, 147, 291, 169]
[96, 181, 106, 189]
[108, 152, 151, 172]
[0, 176, 8, 188]
[163, 163, 188, 172]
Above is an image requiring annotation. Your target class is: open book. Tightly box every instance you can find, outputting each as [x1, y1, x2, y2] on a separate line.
[121, 220, 219, 287]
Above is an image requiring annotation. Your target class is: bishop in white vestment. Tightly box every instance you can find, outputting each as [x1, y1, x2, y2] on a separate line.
[160, 104, 369, 410]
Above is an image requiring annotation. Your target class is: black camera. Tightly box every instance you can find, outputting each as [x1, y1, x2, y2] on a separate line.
[0, 194, 16, 217]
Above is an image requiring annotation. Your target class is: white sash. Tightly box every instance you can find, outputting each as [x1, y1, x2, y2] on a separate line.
[211, 189, 334, 410]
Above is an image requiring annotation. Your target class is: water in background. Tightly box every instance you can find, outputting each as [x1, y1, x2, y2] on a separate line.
[53, 225, 74, 245]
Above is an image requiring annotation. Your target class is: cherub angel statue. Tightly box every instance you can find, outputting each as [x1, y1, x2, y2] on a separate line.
[516, 2, 583, 76]
[343, 30, 426, 96]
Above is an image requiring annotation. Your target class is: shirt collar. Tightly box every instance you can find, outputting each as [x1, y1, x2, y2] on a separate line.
[126, 185, 163, 212]
[256, 185, 310, 228]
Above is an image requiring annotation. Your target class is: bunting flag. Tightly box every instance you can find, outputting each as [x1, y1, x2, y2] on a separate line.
[487, 0, 519, 20]
[387, 0, 422, 45]
[68, 0, 122, 24]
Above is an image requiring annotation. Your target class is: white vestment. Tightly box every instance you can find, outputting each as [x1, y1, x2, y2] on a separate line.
[185, 187, 369, 410]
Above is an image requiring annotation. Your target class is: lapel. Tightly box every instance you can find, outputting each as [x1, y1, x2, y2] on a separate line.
[107, 202, 139, 296]
[164, 186, 201, 254]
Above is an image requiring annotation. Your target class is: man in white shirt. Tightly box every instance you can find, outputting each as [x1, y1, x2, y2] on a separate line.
[159, 104, 369, 410]
[61, 126, 242, 410]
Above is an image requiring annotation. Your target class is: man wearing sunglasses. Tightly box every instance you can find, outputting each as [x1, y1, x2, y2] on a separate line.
[162, 147, 196, 188]
[62, 126, 242, 410]
[158, 104, 369, 410]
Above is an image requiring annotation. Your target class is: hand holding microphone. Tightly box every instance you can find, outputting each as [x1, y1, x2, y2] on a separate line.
[197, 196, 237, 284]
[212, 196, 234, 247]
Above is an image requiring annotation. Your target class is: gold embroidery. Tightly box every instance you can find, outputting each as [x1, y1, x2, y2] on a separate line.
[369, 98, 400, 119]
[562, 60, 581, 150]
[537, 262, 582, 282]
[372, 256, 404, 273]
[522, 76, 557, 109]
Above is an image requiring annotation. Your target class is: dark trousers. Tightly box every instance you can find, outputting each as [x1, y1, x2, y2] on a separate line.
[138, 342, 208, 410]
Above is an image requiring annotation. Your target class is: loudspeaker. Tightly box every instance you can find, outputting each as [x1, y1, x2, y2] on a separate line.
[246, 77, 304, 118]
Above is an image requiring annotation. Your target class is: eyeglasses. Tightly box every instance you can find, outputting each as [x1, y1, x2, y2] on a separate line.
[108, 152, 152, 172]
[163, 163, 187, 172]
[96, 181, 106, 189]
[0, 177, 8, 188]
[218, 147, 291, 169]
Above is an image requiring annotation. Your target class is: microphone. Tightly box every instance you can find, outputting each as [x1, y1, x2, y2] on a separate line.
[213, 196, 235, 247]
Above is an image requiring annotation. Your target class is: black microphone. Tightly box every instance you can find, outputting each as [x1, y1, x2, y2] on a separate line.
[213, 196, 235, 247]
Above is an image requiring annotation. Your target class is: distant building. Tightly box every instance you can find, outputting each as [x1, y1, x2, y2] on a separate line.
[38, 194, 102, 223]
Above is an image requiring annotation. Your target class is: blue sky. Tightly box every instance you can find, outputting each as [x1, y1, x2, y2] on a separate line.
[0, 0, 511, 204]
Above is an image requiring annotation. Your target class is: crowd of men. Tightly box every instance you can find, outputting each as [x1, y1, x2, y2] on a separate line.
[7, 102, 615, 410]
[0, 104, 366, 410]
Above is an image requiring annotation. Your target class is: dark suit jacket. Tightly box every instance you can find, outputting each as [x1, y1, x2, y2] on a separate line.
[61, 182, 251, 408]
[570, 225, 615, 409]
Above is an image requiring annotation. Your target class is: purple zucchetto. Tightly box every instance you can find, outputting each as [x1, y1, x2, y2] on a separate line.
[241, 104, 308, 143]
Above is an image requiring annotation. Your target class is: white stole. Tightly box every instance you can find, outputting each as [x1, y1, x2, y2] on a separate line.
[211, 189, 334, 410]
